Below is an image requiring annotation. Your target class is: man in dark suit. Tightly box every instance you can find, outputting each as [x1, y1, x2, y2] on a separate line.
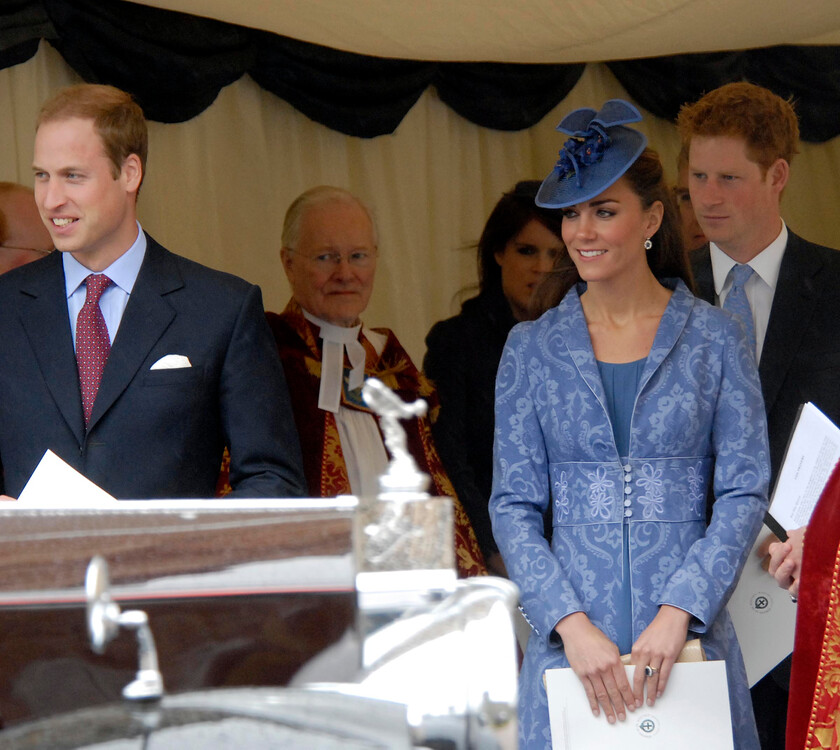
[678, 81, 840, 750]
[0, 83, 306, 500]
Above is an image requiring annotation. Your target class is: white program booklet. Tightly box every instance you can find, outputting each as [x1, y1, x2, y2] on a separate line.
[727, 402, 840, 685]
[16, 449, 117, 506]
[727, 523, 798, 686]
[768, 401, 840, 530]
[544, 661, 733, 750]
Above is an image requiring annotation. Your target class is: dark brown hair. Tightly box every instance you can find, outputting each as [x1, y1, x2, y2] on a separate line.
[531, 148, 691, 315]
[473, 180, 564, 300]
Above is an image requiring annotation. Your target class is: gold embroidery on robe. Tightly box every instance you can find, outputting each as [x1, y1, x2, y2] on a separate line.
[265, 299, 486, 578]
[806, 541, 840, 749]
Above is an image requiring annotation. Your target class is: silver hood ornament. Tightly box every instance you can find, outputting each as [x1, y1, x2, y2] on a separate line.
[361, 377, 430, 495]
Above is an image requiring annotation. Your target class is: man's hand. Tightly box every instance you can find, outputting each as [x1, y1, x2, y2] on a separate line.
[756, 531, 779, 563]
[767, 526, 806, 598]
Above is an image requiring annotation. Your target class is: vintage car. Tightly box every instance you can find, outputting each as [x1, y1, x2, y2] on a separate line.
[0, 379, 518, 748]
[0, 497, 358, 725]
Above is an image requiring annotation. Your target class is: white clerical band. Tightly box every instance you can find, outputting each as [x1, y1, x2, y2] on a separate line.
[303, 309, 366, 414]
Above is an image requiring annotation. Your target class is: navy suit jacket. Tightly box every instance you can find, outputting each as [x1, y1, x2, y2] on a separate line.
[0, 236, 306, 499]
[691, 230, 840, 486]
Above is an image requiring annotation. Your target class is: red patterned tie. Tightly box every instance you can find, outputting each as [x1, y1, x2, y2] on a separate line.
[76, 274, 113, 426]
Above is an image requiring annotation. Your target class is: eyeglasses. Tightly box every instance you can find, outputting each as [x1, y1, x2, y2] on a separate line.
[0, 244, 52, 256]
[287, 248, 377, 269]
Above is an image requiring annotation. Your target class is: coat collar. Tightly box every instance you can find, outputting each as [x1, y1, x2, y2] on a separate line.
[17, 251, 85, 444]
[691, 231, 826, 413]
[551, 278, 694, 406]
[759, 231, 825, 412]
[690, 245, 715, 305]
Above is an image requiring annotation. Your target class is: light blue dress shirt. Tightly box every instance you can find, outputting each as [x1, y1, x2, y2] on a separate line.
[710, 220, 787, 363]
[64, 223, 147, 350]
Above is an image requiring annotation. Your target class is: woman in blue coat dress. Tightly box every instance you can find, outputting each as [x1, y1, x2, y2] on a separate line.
[489, 100, 769, 749]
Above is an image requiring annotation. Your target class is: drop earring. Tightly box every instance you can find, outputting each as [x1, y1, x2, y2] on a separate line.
[644, 237, 653, 250]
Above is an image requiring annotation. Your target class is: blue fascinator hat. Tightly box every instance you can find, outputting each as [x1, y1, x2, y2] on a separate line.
[536, 99, 647, 209]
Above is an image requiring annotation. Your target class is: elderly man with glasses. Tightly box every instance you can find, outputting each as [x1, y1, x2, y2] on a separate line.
[270, 185, 485, 577]
[0, 182, 53, 274]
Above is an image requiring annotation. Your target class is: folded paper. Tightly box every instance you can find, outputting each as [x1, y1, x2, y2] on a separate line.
[544, 661, 733, 749]
[17, 450, 116, 506]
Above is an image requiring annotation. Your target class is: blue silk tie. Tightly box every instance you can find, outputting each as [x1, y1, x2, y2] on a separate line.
[722, 263, 756, 355]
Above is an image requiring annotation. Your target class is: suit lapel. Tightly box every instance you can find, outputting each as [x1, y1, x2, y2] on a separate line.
[690, 246, 715, 304]
[759, 232, 823, 414]
[87, 238, 181, 431]
[17, 253, 86, 444]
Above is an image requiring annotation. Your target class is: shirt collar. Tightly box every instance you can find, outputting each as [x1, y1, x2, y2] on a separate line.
[64, 222, 147, 298]
[710, 221, 787, 296]
[301, 307, 367, 413]
[302, 307, 363, 342]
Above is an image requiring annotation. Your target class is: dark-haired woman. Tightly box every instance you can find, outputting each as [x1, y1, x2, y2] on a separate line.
[490, 101, 768, 749]
[423, 182, 564, 574]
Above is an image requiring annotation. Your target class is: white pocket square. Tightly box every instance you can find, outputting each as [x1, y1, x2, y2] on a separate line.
[150, 354, 192, 370]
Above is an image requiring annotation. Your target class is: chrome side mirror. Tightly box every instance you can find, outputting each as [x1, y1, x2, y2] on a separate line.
[85, 555, 164, 701]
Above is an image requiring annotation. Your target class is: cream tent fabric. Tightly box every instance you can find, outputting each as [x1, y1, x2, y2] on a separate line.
[2, 40, 840, 364]
[134, 1, 840, 63]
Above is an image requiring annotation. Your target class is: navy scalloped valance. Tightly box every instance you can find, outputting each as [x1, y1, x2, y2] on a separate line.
[3, 0, 840, 141]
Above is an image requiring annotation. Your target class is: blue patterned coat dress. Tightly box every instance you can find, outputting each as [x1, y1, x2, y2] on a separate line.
[490, 280, 768, 749]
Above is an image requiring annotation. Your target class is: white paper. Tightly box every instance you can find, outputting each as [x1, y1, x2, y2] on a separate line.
[545, 661, 732, 750]
[727, 524, 798, 686]
[769, 401, 840, 530]
[16, 449, 117, 506]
